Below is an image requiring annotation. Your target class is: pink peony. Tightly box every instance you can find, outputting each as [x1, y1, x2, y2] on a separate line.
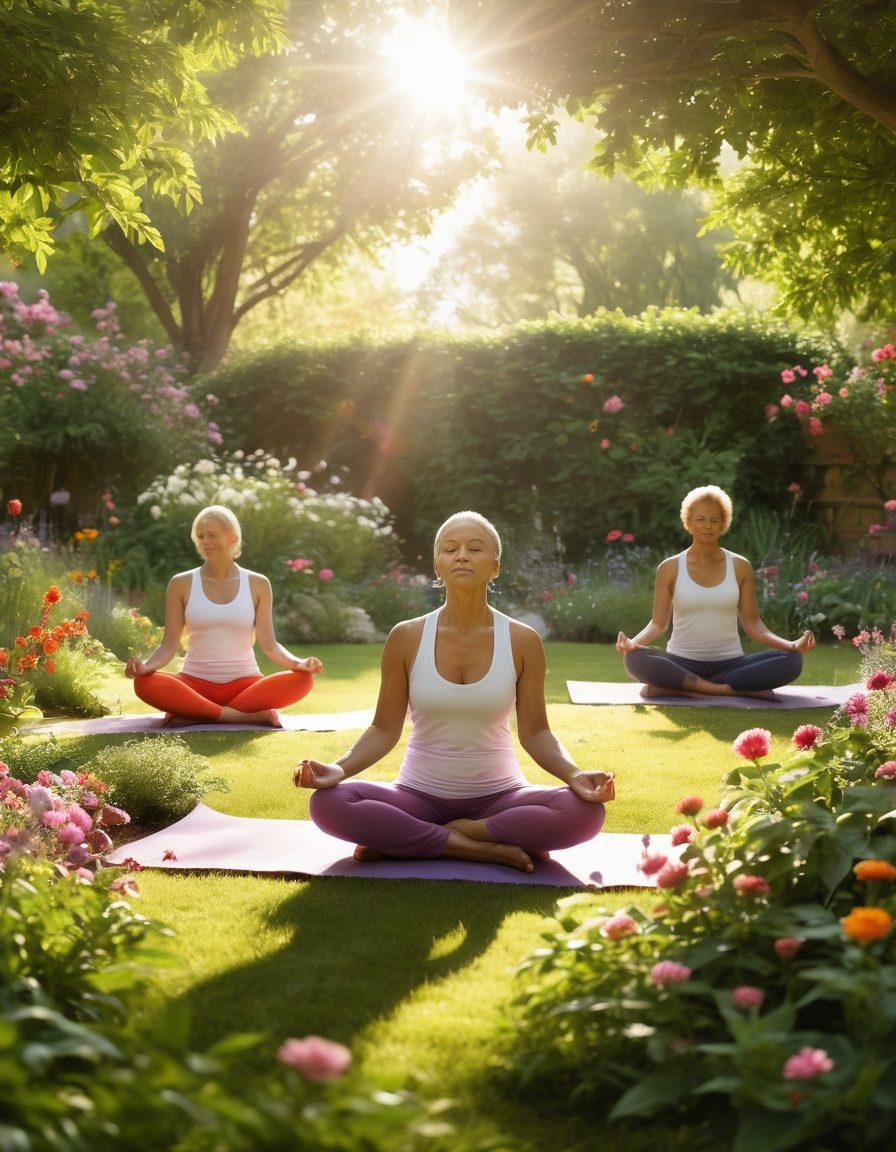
[774, 936, 804, 960]
[875, 761, 896, 780]
[885, 500, 896, 514]
[734, 874, 771, 897]
[815, 391, 832, 406]
[57, 823, 85, 846]
[601, 912, 640, 940]
[622, 532, 635, 543]
[656, 861, 690, 889]
[603, 395, 624, 414]
[318, 568, 334, 582]
[675, 795, 703, 816]
[839, 387, 849, 398]
[783, 1047, 833, 1080]
[277, 1036, 352, 1081]
[650, 961, 692, 986]
[794, 399, 812, 416]
[605, 529, 623, 542]
[765, 403, 779, 419]
[792, 724, 822, 751]
[844, 693, 869, 727]
[797, 590, 809, 602]
[702, 808, 728, 830]
[780, 369, 796, 384]
[866, 671, 895, 691]
[638, 851, 668, 876]
[733, 728, 771, 760]
[808, 417, 823, 437]
[599, 438, 611, 449]
[669, 825, 694, 847]
[779, 393, 794, 408]
[732, 985, 765, 1010]
[813, 364, 833, 379]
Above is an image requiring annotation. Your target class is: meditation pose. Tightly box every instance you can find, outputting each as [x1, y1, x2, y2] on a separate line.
[295, 511, 614, 872]
[124, 505, 321, 725]
[617, 485, 814, 698]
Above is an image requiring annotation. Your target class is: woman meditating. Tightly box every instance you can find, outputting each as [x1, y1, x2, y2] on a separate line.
[617, 485, 814, 698]
[294, 511, 614, 873]
[125, 505, 321, 725]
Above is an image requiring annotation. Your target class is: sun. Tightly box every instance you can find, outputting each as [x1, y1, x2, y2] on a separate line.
[381, 16, 469, 113]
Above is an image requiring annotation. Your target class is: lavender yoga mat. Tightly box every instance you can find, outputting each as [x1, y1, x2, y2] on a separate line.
[105, 803, 678, 889]
[28, 709, 375, 737]
[567, 680, 860, 709]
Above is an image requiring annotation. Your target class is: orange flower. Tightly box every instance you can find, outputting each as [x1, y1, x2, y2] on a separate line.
[14, 636, 27, 649]
[68, 570, 84, 583]
[0, 650, 7, 667]
[44, 660, 56, 674]
[841, 907, 893, 943]
[70, 621, 86, 636]
[28, 625, 43, 638]
[52, 626, 65, 639]
[86, 569, 97, 580]
[854, 860, 896, 883]
[43, 586, 62, 605]
[75, 610, 90, 622]
[74, 531, 85, 542]
[83, 528, 99, 541]
[583, 373, 595, 383]
[42, 637, 59, 656]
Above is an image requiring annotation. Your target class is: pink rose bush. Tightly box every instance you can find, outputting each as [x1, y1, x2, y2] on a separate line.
[277, 1035, 352, 1082]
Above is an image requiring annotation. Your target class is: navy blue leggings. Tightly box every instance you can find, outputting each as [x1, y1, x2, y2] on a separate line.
[623, 647, 803, 693]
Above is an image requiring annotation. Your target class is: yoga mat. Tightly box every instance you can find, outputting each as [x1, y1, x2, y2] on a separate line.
[567, 680, 860, 709]
[27, 709, 375, 737]
[106, 803, 678, 889]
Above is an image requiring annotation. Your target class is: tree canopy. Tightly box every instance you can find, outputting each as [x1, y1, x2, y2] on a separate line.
[455, 1, 896, 320]
[0, 0, 284, 270]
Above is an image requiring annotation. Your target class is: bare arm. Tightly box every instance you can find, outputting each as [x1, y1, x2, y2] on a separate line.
[251, 574, 321, 673]
[295, 621, 415, 788]
[124, 576, 187, 676]
[514, 625, 615, 803]
[736, 559, 815, 653]
[616, 558, 676, 653]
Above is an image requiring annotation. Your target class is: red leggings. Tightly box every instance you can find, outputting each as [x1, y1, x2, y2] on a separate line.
[133, 670, 314, 722]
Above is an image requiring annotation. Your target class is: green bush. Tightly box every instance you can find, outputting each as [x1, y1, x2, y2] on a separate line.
[207, 309, 840, 559]
[356, 570, 436, 631]
[87, 736, 229, 825]
[29, 642, 110, 718]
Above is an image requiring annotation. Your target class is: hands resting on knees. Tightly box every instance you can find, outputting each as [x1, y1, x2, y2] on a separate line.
[568, 771, 616, 804]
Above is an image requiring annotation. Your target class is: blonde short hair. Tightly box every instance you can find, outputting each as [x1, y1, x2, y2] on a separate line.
[433, 511, 502, 565]
[191, 505, 242, 558]
[680, 486, 733, 534]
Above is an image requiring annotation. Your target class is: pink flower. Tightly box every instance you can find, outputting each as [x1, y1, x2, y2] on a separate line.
[813, 364, 833, 380]
[788, 482, 801, 494]
[779, 394, 793, 408]
[601, 912, 640, 940]
[669, 825, 694, 847]
[781, 369, 796, 384]
[797, 590, 809, 602]
[599, 438, 611, 449]
[885, 500, 896, 514]
[844, 692, 869, 726]
[57, 823, 85, 846]
[66, 804, 93, 833]
[794, 399, 812, 416]
[702, 808, 728, 829]
[277, 1036, 352, 1081]
[783, 1047, 833, 1080]
[774, 937, 804, 960]
[884, 711, 896, 730]
[318, 568, 334, 582]
[540, 590, 553, 602]
[831, 624, 846, 640]
[656, 861, 689, 889]
[792, 724, 822, 750]
[675, 795, 703, 816]
[875, 761, 896, 779]
[605, 529, 623, 542]
[638, 851, 668, 877]
[27, 785, 54, 819]
[603, 395, 624, 414]
[566, 574, 577, 585]
[839, 387, 849, 398]
[732, 985, 765, 1010]
[650, 961, 692, 986]
[815, 391, 832, 407]
[41, 810, 67, 828]
[733, 874, 771, 897]
[765, 403, 779, 419]
[808, 417, 823, 437]
[866, 671, 895, 691]
[795, 365, 808, 377]
[622, 532, 635, 543]
[732, 728, 771, 760]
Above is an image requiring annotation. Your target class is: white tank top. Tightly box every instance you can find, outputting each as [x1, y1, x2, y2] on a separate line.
[180, 567, 260, 683]
[666, 549, 743, 661]
[397, 607, 527, 799]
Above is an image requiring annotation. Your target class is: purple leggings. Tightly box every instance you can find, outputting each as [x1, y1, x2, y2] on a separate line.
[309, 781, 606, 858]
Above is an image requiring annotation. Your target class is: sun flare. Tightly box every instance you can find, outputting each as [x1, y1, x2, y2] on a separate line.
[381, 17, 469, 113]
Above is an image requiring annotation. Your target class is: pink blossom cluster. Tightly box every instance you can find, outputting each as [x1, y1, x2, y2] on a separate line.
[603, 395, 624, 414]
[843, 692, 869, 728]
[0, 760, 130, 882]
[277, 1035, 352, 1081]
[782, 1047, 833, 1080]
[792, 724, 822, 750]
[605, 529, 635, 543]
[732, 728, 771, 760]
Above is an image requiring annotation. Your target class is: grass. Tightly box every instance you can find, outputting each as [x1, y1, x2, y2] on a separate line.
[53, 642, 861, 1149]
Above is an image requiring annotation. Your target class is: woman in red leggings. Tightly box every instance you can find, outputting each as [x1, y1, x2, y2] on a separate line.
[124, 504, 321, 725]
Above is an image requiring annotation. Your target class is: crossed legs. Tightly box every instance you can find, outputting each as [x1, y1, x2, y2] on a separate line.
[134, 669, 314, 723]
[623, 648, 803, 696]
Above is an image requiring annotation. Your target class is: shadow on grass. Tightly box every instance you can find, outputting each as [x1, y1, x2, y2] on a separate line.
[169, 876, 564, 1055]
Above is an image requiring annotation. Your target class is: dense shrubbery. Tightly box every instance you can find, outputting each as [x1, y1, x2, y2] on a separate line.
[507, 639, 896, 1152]
[207, 309, 838, 559]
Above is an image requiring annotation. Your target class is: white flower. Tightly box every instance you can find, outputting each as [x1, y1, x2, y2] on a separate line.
[297, 471, 311, 480]
[178, 493, 194, 506]
[150, 505, 162, 519]
[233, 450, 245, 460]
[193, 459, 216, 475]
[167, 476, 188, 494]
[137, 491, 150, 505]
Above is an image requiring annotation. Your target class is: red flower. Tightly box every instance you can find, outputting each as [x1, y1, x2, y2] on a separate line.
[44, 660, 56, 674]
[7, 499, 22, 516]
[867, 670, 895, 692]
[792, 724, 822, 750]
[675, 795, 703, 816]
[734, 874, 771, 897]
[75, 609, 90, 622]
[702, 808, 729, 829]
[732, 727, 771, 760]
[42, 637, 59, 655]
[43, 586, 62, 605]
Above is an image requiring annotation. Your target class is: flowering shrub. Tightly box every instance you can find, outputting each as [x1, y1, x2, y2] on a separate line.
[534, 549, 655, 641]
[0, 284, 219, 515]
[133, 452, 396, 587]
[509, 647, 896, 1149]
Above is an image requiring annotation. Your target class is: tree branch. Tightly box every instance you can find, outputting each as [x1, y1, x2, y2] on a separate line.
[233, 225, 348, 321]
[102, 226, 182, 345]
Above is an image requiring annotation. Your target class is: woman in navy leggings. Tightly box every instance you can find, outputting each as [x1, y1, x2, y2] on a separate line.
[617, 486, 814, 698]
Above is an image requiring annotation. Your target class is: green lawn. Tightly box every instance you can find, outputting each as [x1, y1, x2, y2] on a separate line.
[75, 642, 860, 1149]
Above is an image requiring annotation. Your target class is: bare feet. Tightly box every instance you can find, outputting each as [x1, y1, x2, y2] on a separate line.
[639, 684, 701, 700]
[354, 845, 390, 862]
[444, 818, 550, 867]
[740, 688, 777, 701]
[218, 706, 281, 726]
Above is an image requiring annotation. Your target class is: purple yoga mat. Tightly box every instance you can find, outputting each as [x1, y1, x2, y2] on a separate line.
[567, 680, 860, 709]
[105, 803, 678, 889]
[27, 709, 375, 737]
